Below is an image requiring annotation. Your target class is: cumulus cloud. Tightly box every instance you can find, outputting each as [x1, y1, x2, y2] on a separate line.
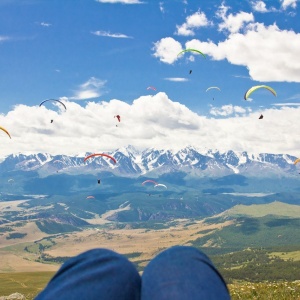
[175, 11, 211, 36]
[280, 0, 298, 9]
[1, 92, 300, 157]
[152, 37, 182, 64]
[164, 77, 188, 82]
[184, 22, 300, 82]
[210, 104, 251, 116]
[216, 4, 254, 33]
[251, 1, 268, 12]
[70, 77, 107, 100]
[95, 0, 143, 3]
[92, 30, 132, 38]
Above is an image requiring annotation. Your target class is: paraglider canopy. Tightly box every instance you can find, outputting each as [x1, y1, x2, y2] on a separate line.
[244, 85, 276, 100]
[147, 86, 156, 91]
[206, 86, 221, 92]
[86, 196, 95, 199]
[0, 126, 11, 139]
[39, 99, 67, 110]
[84, 153, 117, 164]
[177, 48, 206, 59]
[294, 158, 300, 165]
[259, 114, 264, 119]
[154, 183, 167, 189]
[142, 180, 158, 186]
[114, 115, 121, 122]
[97, 179, 101, 184]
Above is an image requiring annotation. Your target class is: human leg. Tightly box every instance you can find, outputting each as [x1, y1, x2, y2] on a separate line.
[35, 248, 141, 300]
[141, 245, 230, 300]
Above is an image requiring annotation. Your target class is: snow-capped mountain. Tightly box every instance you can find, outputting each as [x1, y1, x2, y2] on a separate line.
[0, 146, 298, 178]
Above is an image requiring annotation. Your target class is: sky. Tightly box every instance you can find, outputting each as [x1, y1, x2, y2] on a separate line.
[0, 0, 300, 157]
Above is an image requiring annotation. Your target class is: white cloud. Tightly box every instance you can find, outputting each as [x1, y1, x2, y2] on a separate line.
[40, 22, 52, 27]
[0, 36, 10, 42]
[210, 104, 250, 116]
[159, 2, 164, 13]
[152, 37, 182, 64]
[164, 77, 188, 82]
[251, 1, 268, 12]
[280, 0, 298, 9]
[216, 4, 254, 33]
[1, 92, 300, 157]
[70, 77, 107, 100]
[92, 30, 132, 38]
[184, 22, 300, 82]
[272, 102, 300, 106]
[175, 11, 211, 36]
[95, 0, 143, 3]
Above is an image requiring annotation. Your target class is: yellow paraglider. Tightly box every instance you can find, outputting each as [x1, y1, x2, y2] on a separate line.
[294, 158, 300, 165]
[244, 85, 276, 100]
[0, 126, 11, 139]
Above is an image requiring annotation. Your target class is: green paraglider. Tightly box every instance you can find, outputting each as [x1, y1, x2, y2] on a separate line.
[177, 48, 206, 59]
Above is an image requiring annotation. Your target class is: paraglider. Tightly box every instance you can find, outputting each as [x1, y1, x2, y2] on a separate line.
[114, 115, 121, 122]
[259, 114, 264, 119]
[147, 86, 156, 91]
[0, 126, 11, 139]
[206, 87, 221, 92]
[86, 196, 95, 199]
[39, 99, 66, 123]
[294, 158, 300, 165]
[97, 179, 101, 184]
[244, 85, 276, 100]
[142, 180, 158, 186]
[206, 87, 221, 101]
[154, 183, 167, 189]
[189, 70, 192, 74]
[177, 48, 206, 59]
[84, 153, 117, 164]
[39, 99, 67, 110]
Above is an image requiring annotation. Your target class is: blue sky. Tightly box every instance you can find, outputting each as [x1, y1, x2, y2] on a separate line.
[0, 0, 300, 157]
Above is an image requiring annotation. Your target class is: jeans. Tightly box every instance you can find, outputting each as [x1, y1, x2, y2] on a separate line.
[35, 246, 230, 300]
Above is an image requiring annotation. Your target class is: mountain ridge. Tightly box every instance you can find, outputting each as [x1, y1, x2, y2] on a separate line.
[0, 145, 298, 178]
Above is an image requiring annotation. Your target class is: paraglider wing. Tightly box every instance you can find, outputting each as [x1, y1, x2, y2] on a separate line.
[177, 48, 206, 59]
[244, 85, 276, 100]
[206, 86, 221, 92]
[114, 115, 121, 122]
[39, 99, 67, 110]
[84, 153, 117, 164]
[147, 86, 156, 91]
[154, 183, 167, 189]
[86, 196, 95, 199]
[0, 126, 11, 139]
[259, 114, 264, 119]
[142, 180, 158, 186]
[294, 158, 300, 165]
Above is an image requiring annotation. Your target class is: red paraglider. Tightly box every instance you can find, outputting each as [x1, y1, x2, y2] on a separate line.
[114, 115, 121, 122]
[84, 153, 117, 164]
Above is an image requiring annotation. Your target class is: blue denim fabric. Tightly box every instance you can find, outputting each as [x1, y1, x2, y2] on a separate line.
[35, 246, 230, 300]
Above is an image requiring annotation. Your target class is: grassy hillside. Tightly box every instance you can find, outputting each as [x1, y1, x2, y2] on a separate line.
[222, 201, 300, 218]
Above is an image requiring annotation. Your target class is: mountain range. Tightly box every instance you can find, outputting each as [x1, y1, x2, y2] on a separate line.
[0, 145, 298, 179]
